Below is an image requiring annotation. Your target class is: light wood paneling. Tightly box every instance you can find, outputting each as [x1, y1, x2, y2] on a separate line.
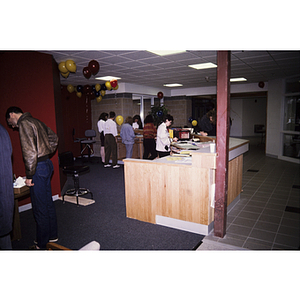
[227, 155, 243, 206]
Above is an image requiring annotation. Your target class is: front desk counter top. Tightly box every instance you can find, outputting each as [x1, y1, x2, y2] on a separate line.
[124, 137, 249, 235]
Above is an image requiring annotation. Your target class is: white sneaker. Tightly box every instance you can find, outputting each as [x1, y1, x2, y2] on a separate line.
[104, 164, 111, 168]
[113, 165, 120, 169]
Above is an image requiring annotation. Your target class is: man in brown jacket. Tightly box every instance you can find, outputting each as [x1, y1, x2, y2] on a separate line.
[6, 106, 59, 249]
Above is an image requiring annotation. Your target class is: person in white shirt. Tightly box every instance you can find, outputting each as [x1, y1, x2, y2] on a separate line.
[103, 111, 120, 168]
[156, 114, 178, 158]
[97, 112, 108, 163]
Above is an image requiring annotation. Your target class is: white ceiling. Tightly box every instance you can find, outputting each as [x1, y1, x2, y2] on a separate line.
[40, 50, 300, 90]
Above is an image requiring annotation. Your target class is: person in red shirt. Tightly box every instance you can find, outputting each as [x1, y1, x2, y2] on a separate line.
[143, 115, 157, 160]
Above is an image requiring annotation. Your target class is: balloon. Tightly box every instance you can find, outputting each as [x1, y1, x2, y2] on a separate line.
[88, 60, 100, 75]
[192, 120, 198, 126]
[116, 115, 124, 126]
[83, 67, 91, 79]
[258, 81, 265, 88]
[157, 91, 164, 99]
[61, 71, 70, 78]
[77, 85, 83, 92]
[95, 91, 100, 97]
[188, 117, 193, 123]
[76, 92, 82, 98]
[101, 83, 107, 91]
[100, 90, 106, 97]
[67, 84, 75, 93]
[105, 81, 112, 90]
[110, 80, 118, 88]
[58, 62, 67, 73]
[95, 83, 101, 92]
[65, 60, 76, 73]
[83, 85, 92, 93]
[92, 84, 96, 91]
[96, 95, 102, 103]
[112, 84, 119, 90]
[157, 111, 163, 117]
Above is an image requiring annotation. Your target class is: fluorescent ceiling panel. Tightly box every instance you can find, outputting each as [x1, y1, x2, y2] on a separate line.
[147, 50, 186, 56]
[95, 76, 121, 81]
[230, 77, 247, 82]
[163, 83, 183, 87]
[188, 62, 217, 70]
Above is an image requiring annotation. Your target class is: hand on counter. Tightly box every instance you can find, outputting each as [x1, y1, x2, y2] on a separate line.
[25, 178, 34, 186]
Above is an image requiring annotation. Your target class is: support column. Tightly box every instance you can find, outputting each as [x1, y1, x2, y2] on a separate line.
[214, 51, 231, 238]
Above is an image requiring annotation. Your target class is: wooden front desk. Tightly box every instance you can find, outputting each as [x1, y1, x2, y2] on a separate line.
[124, 137, 249, 235]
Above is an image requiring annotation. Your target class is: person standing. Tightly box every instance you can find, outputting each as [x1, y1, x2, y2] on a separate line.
[0, 124, 14, 250]
[97, 112, 108, 163]
[6, 107, 59, 250]
[103, 111, 120, 168]
[120, 116, 136, 158]
[200, 109, 216, 136]
[156, 114, 177, 158]
[143, 115, 157, 160]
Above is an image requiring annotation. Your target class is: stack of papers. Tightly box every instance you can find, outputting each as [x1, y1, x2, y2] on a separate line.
[13, 176, 26, 188]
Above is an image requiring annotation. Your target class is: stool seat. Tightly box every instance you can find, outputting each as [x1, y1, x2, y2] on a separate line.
[59, 151, 93, 206]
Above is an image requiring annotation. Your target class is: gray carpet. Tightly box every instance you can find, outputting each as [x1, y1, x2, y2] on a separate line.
[12, 157, 204, 250]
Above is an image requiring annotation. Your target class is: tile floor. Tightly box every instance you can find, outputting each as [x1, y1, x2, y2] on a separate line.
[201, 137, 300, 250]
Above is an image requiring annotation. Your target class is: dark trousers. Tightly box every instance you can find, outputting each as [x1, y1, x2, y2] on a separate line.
[104, 134, 117, 166]
[30, 159, 57, 249]
[143, 139, 157, 159]
[157, 151, 170, 158]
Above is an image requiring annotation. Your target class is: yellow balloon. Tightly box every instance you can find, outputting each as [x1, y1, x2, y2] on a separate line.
[96, 95, 102, 103]
[105, 81, 112, 90]
[58, 61, 67, 73]
[76, 92, 82, 98]
[100, 90, 106, 97]
[192, 120, 198, 126]
[95, 84, 101, 92]
[67, 84, 75, 93]
[112, 84, 119, 90]
[65, 60, 76, 73]
[116, 115, 124, 126]
[61, 71, 70, 78]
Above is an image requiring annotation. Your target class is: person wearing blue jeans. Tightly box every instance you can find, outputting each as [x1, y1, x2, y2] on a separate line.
[30, 159, 57, 249]
[6, 106, 59, 249]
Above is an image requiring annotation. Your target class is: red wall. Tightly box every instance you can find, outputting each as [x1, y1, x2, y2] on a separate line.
[0, 51, 61, 205]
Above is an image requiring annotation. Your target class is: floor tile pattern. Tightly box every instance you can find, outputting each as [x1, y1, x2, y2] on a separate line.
[204, 137, 300, 250]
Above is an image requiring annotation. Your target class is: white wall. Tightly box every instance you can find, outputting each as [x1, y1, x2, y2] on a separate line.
[230, 97, 267, 137]
[266, 78, 285, 157]
[230, 99, 243, 136]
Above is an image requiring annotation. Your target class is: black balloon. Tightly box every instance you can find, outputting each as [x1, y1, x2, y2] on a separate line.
[77, 85, 83, 92]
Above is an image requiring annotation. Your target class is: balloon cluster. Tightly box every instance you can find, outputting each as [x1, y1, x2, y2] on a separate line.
[83, 60, 100, 79]
[58, 60, 77, 78]
[66, 79, 119, 102]
[188, 117, 197, 127]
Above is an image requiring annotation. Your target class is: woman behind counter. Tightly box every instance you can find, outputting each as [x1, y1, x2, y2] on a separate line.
[143, 114, 157, 160]
[156, 114, 178, 158]
[120, 116, 136, 158]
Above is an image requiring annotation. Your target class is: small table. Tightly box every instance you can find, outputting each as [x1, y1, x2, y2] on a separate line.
[12, 186, 30, 241]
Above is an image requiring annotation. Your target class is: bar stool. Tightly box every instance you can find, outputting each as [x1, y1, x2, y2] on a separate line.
[80, 129, 96, 161]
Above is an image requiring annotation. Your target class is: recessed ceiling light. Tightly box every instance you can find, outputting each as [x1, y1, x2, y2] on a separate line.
[188, 62, 217, 70]
[147, 50, 186, 56]
[230, 77, 247, 82]
[163, 83, 183, 87]
[95, 76, 121, 81]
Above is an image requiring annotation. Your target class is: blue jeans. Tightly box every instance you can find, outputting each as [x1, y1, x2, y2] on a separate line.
[30, 159, 57, 249]
[125, 143, 134, 158]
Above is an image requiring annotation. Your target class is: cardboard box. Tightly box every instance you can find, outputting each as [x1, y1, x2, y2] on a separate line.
[14, 185, 29, 195]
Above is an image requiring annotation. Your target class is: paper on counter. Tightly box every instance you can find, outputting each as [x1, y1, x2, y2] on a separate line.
[14, 176, 26, 188]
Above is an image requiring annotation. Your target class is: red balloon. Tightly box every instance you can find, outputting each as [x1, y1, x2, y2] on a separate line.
[83, 67, 91, 79]
[88, 60, 100, 75]
[258, 81, 265, 88]
[157, 91, 164, 99]
[83, 85, 92, 93]
[110, 80, 118, 88]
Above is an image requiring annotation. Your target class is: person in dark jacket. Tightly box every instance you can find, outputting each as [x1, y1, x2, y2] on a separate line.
[200, 109, 216, 136]
[0, 124, 14, 250]
[6, 107, 59, 249]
